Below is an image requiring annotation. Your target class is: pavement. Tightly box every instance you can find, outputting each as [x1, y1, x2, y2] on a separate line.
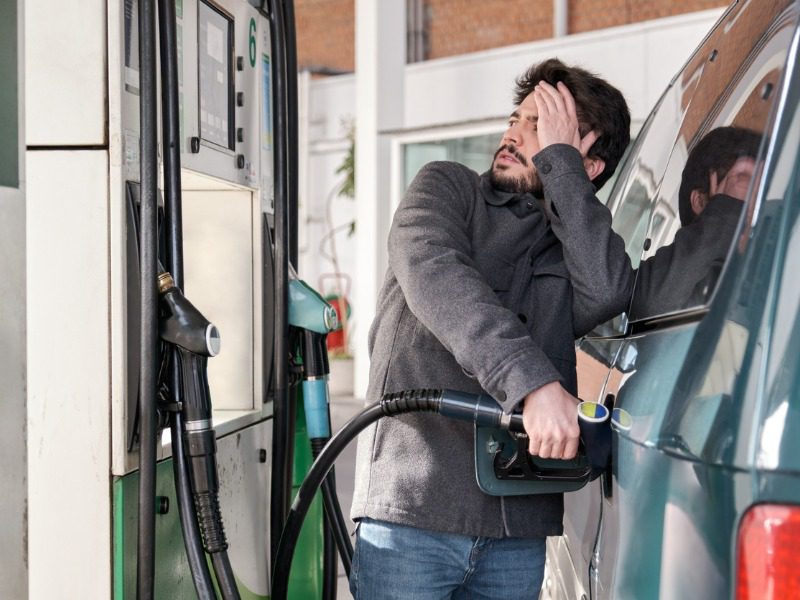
[329, 393, 363, 599]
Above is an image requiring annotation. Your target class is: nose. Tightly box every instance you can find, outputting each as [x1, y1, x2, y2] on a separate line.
[503, 122, 522, 146]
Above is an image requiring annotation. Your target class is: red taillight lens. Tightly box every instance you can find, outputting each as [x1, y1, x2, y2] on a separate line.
[737, 504, 800, 600]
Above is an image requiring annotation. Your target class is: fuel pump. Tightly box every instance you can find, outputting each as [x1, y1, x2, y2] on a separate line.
[287, 274, 355, 597]
[133, 0, 274, 597]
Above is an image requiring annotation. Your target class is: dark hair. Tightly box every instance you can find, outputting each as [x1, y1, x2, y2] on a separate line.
[514, 58, 631, 190]
[678, 126, 762, 226]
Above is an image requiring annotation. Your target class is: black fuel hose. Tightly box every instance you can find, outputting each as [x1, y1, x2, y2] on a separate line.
[170, 412, 217, 599]
[284, 0, 299, 267]
[178, 349, 240, 600]
[156, 0, 216, 593]
[136, 0, 159, 596]
[272, 402, 386, 600]
[271, 388, 546, 598]
[271, 387, 614, 599]
[269, 0, 294, 567]
[311, 439, 353, 577]
[211, 552, 240, 600]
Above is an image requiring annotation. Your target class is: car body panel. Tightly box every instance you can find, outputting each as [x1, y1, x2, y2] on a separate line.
[546, 1, 800, 598]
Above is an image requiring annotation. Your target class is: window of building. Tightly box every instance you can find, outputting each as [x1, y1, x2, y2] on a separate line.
[403, 131, 500, 189]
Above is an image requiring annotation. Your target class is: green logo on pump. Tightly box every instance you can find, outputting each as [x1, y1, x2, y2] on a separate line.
[249, 18, 256, 67]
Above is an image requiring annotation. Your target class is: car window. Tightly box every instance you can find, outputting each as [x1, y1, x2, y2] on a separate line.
[624, 0, 797, 322]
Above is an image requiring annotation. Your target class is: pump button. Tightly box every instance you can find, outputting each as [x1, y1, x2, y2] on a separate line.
[237, 92, 245, 107]
[237, 56, 244, 71]
[237, 154, 246, 169]
[237, 128, 244, 143]
[156, 496, 170, 515]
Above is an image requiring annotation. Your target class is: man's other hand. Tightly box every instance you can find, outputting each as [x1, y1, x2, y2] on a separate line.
[710, 155, 756, 201]
[522, 381, 580, 460]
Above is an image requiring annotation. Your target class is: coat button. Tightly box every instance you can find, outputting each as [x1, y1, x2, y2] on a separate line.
[541, 163, 552, 174]
[526, 201, 533, 209]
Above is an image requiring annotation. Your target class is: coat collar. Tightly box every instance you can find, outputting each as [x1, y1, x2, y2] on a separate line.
[479, 171, 530, 206]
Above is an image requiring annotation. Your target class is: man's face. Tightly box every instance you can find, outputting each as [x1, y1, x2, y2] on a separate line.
[490, 91, 543, 196]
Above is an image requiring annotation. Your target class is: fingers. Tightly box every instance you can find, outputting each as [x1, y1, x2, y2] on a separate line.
[528, 431, 577, 459]
[719, 157, 756, 201]
[537, 81, 567, 115]
[579, 130, 599, 157]
[533, 88, 551, 118]
[709, 168, 719, 197]
[522, 382, 581, 460]
[534, 81, 587, 152]
[563, 435, 580, 460]
[533, 86, 555, 118]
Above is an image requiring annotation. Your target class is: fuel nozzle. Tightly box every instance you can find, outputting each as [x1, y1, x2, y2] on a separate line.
[157, 271, 228, 555]
[158, 272, 221, 357]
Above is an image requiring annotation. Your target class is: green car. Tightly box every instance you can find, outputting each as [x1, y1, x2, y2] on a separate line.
[543, 1, 800, 598]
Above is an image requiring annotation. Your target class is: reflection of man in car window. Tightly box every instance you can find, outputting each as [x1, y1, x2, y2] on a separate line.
[630, 126, 761, 320]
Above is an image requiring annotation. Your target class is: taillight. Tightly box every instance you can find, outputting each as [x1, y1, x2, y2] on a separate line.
[737, 504, 800, 599]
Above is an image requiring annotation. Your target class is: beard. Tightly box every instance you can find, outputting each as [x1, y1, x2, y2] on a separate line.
[489, 144, 544, 198]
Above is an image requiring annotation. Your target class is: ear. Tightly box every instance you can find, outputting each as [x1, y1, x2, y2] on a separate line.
[690, 189, 708, 216]
[583, 156, 606, 182]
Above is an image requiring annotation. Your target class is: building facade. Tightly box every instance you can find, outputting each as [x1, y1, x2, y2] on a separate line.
[296, 0, 729, 72]
[295, 1, 729, 397]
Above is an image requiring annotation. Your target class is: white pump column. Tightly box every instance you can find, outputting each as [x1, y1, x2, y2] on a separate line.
[354, 0, 405, 398]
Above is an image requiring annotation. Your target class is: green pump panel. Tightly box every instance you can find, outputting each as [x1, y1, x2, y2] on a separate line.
[0, 0, 18, 188]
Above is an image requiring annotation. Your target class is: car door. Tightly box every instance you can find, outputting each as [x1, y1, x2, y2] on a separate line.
[588, 2, 799, 599]
[549, 64, 702, 599]
[546, 9, 723, 594]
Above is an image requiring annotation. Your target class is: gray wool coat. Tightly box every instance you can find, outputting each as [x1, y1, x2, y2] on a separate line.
[351, 144, 633, 538]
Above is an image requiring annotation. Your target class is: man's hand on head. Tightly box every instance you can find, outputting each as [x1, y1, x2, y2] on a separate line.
[710, 156, 756, 202]
[521, 381, 581, 460]
[533, 81, 598, 157]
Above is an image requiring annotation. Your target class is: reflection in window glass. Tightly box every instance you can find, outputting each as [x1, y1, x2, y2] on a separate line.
[608, 80, 696, 270]
[623, 0, 796, 321]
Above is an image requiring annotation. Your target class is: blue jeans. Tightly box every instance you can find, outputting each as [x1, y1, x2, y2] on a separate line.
[349, 518, 546, 600]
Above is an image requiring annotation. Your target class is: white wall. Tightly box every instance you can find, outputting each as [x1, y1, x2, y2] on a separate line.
[300, 8, 725, 398]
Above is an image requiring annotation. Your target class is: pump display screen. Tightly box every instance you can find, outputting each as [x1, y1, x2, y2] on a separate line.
[198, 0, 234, 150]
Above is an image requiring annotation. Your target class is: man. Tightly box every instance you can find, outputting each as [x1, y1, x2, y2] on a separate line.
[631, 126, 761, 319]
[349, 58, 633, 599]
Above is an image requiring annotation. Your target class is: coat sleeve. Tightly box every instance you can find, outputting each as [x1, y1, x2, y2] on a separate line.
[533, 145, 634, 336]
[389, 161, 562, 412]
[631, 193, 743, 319]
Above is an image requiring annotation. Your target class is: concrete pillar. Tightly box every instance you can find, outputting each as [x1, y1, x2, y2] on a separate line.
[354, 0, 405, 398]
[554, 0, 568, 38]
